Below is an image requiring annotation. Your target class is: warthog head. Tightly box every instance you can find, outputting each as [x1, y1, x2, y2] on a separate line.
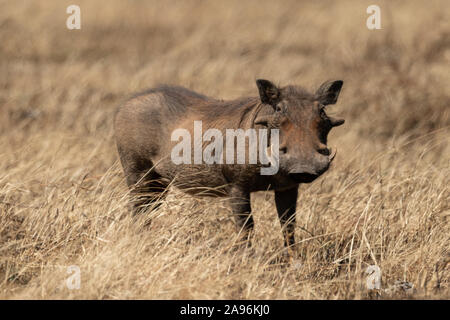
[255, 79, 345, 183]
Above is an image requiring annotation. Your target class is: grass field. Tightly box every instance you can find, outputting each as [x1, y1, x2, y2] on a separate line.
[0, 0, 449, 299]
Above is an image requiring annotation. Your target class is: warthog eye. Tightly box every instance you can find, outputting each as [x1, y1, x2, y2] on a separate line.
[318, 107, 332, 143]
[274, 102, 285, 113]
[319, 108, 329, 122]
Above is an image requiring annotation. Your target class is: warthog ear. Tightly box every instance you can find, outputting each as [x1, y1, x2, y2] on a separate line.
[256, 79, 280, 106]
[316, 80, 343, 105]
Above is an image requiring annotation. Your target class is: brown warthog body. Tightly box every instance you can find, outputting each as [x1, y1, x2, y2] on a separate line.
[114, 80, 345, 247]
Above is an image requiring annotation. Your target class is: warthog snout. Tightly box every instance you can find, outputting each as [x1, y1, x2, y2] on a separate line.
[286, 147, 338, 183]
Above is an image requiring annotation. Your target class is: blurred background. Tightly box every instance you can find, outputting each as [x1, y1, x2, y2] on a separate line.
[0, 0, 448, 299]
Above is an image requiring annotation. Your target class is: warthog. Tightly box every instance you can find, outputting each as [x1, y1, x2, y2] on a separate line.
[114, 79, 345, 248]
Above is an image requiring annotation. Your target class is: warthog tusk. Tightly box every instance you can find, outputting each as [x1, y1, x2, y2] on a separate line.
[329, 148, 337, 163]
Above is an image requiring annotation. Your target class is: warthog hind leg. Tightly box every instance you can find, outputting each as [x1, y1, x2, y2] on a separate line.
[117, 146, 168, 215]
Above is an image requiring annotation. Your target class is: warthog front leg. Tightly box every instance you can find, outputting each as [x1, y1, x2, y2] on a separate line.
[275, 187, 298, 248]
[229, 186, 253, 241]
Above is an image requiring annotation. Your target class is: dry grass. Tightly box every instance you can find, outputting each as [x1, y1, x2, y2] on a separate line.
[0, 0, 449, 299]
